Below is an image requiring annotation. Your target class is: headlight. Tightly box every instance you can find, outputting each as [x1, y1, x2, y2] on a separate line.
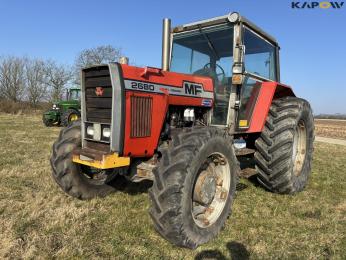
[87, 126, 94, 136]
[102, 128, 111, 138]
[85, 123, 110, 142]
[52, 104, 59, 110]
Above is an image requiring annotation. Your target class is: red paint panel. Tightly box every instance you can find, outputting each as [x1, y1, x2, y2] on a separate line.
[246, 82, 295, 133]
[123, 91, 168, 157]
[121, 64, 214, 92]
[168, 95, 213, 107]
[120, 64, 215, 157]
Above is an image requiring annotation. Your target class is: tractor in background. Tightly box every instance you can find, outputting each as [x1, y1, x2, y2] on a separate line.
[43, 87, 81, 127]
[50, 12, 314, 248]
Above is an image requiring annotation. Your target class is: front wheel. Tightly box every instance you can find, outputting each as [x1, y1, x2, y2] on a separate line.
[50, 121, 119, 199]
[254, 97, 314, 194]
[43, 116, 53, 127]
[42, 111, 60, 127]
[149, 128, 239, 249]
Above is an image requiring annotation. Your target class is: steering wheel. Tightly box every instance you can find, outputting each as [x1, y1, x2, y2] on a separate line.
[203, 63, 226, 82]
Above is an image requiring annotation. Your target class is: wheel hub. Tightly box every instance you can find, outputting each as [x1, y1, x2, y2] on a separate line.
[292, 120, 307, 176]
[69, 114, 78, 122]
[192, 153, 231, 228]
[193, 172, 217, 205]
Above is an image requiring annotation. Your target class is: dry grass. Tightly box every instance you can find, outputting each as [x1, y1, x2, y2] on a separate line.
[315, 119, 346, 140]
[0, 113, 345, 259]
[0, 99, 50, 115]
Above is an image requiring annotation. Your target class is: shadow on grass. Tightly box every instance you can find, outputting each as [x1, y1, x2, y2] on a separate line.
[236, 182, 249, 192]
[109, 175, 153, 195]
[195, 241, 250, 260]
[247, 175, 260, 187]
[110, 174, 262, 196]
[247, 175, 275, 194]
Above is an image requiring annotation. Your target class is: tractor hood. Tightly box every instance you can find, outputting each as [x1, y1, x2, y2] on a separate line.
[56, 100, 79, 109]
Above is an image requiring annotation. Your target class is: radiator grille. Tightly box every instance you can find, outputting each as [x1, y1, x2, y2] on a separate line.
[130, 96, 153, 138]
[84, 67, 112, 123]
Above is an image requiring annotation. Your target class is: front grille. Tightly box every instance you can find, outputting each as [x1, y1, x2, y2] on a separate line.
[130, 96, 153, 138]
[84, 67, 112, 123]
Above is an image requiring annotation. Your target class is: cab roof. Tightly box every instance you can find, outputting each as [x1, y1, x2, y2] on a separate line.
[172, 12, 279, 47]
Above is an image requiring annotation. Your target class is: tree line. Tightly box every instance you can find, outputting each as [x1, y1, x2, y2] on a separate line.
[315, 114, 346, 120]
[0, 45, 122, 107]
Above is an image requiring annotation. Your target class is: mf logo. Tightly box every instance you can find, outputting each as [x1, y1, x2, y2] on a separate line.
[292, 1, 344, 8]
[184, 81, 203, 96]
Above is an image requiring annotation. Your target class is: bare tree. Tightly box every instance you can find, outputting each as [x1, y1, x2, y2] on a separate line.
[45, 60, 73, 101]
[74, 45, 122, 84]
[0, 56, 26, 102]
[25, 59, 48, 107]
[75, 45, 122, 68]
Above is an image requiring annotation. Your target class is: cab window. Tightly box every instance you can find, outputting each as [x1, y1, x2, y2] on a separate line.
[244, 28, 277, 81]
[69, 90, 80, 101]
[170, 25, 234, 125]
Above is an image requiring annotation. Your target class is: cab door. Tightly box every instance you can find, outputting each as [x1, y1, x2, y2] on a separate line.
[237, 27, 279, 130]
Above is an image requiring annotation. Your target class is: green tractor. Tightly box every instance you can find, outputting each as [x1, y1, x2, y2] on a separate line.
[43, 87, 81, 127]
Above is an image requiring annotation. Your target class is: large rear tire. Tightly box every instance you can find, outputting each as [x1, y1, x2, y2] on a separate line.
[254, 97, 314, 194]
[50, 121, 118, 199]
[61, 109, 80, 127]
[149, 128, 239, 249]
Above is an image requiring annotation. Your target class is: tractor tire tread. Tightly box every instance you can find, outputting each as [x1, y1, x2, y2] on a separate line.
[254, 96, 314, 194]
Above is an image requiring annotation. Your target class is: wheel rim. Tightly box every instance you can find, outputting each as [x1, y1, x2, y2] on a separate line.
[69, 114, 78, 122]
[292, 120, 307, 176]
[192, 152, 231, 228]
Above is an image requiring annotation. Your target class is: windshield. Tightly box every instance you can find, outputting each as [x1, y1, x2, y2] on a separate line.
[170, 24, 234, 125]
[69, 89, 80, 101]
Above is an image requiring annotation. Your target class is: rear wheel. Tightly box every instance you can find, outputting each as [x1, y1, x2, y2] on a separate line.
[149, 128, 239, 248]
[61, 109, 80, 127]
[50, 121, 119, 199]
[254, 97, 314, 194]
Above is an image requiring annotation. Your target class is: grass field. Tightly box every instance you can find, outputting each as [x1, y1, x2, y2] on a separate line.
[0, 113, 345, 259]
[315, 119, 346, 140]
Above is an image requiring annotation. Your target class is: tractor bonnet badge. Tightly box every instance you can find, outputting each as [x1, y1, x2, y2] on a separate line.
[95, 87, 104, 96]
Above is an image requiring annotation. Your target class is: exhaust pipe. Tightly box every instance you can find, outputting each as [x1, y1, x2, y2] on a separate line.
[119, 56, 129, 65]
[162, 18, 171, 71]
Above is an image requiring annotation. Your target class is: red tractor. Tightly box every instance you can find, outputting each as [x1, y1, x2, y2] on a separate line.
[50, 12, 314, 248]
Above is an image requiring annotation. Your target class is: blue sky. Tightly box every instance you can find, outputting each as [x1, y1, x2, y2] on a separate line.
[0, 0, 345, 114]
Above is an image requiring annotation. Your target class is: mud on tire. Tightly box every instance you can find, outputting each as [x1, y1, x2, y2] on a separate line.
[149, 127, 239, 249]
[254, 97, 314, 194]
[50, 121, 117, 199]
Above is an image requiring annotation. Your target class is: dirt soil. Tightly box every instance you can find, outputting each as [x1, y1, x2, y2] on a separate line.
[315, 119, 346, 140]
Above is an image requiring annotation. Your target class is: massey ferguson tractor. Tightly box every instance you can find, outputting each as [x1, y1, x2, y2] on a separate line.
[50, 12, 314, 248]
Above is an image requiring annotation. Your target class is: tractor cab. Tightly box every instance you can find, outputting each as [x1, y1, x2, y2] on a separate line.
[168, 12, 280, 129]
[66, 87, 81, 101]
